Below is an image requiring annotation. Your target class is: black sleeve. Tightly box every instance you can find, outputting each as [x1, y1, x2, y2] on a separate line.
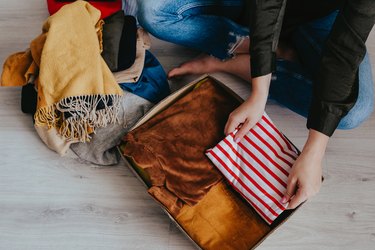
[249, 0, 287, 78]
[307, 0, 375, 136]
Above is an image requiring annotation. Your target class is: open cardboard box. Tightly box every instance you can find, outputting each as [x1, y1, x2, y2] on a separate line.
[118, 74, 301, 249]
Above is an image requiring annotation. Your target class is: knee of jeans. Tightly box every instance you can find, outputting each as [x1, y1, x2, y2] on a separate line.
[338, 98, 374, 130]
[339, 55, 374, 130]
[137, 0, 172, 37]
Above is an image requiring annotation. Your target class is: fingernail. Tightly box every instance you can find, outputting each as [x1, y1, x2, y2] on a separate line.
[234, 138, 240, 143]
[281, 197, 287, 204]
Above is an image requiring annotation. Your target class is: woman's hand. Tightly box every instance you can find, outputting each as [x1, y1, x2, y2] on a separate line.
[281, 129, 329, 209]
[224, 74, 271, 142]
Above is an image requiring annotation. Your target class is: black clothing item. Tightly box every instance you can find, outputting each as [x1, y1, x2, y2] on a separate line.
[249, 0, 375, 136]
[21, 83, 37, 115]
[102, 12, 137, 72]
[281, 0, 343, 39]
[117, 15, 137, 71]
[102, 10, 125, 71]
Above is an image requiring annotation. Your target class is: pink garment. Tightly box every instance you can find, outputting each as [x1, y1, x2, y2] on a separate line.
[206, 113, 299, 224]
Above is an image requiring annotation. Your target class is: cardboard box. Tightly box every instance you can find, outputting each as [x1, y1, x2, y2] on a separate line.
[119, 75, 300, 249]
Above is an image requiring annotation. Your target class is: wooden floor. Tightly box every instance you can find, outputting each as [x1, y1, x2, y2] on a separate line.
[1, 1, 375, 249]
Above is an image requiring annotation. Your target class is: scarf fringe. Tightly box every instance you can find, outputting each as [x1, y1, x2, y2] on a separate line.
[34, 94, 122, 142]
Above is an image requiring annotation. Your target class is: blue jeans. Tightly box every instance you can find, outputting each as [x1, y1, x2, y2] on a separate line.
[137, 0, 248, 60]
[137, 0, 374, 129]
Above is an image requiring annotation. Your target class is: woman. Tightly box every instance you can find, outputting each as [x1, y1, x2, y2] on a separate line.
[137, 0, 375, 209]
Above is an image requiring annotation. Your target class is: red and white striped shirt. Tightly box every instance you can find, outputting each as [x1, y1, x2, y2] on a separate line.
[206, 113, 299, 224]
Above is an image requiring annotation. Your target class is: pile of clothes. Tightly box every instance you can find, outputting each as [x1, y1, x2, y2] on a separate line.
[0, 1, 170, 165]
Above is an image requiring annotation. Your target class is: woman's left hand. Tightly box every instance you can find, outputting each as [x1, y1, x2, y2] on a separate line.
[281, 129, 329, 209]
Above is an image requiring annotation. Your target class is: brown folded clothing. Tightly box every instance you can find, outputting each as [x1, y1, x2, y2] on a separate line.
[123, 79, 240, 215]
[176, 181, 271, 250]
[123, 156, 271, 250]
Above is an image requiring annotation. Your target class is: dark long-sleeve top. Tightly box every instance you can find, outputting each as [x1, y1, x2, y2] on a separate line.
[249, 0, 375, 136]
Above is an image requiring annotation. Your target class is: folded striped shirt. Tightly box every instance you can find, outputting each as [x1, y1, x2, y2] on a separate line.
[206, 113, 299, 224]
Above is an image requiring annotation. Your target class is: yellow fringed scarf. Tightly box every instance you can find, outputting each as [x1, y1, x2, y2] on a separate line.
[1, 1, 123, 142]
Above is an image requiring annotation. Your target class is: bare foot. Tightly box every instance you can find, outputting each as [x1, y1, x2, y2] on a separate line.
[168, 54, 223, 78]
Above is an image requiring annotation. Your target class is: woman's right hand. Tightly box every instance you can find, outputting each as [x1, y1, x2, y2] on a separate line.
[224, 74, 272, 142]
